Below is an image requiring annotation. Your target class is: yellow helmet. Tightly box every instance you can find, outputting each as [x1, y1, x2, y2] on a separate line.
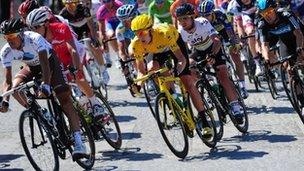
[131, 14, 153, 32]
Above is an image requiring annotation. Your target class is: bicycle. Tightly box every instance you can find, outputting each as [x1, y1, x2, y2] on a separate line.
[0, 79, 95, 170]
[79, 37, 113, 100]
[120, 58, 140, 97]
[66, 67, 122, 149]
[134, 65, 218, 159]
[194, 59, 249, 134]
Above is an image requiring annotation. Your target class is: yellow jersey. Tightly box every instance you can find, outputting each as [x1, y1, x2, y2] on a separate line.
[129, 23, 180, 61]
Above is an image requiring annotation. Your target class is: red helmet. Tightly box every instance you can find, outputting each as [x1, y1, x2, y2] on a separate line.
[18, 0, 40, 16]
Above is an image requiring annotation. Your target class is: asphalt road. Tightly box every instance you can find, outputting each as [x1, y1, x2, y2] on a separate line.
[0, 41, 304, 170]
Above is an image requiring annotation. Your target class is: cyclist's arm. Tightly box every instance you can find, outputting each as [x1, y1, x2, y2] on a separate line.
[261, 41, 270, 61]
[172, 47, 187, 73]
[66, 39, 81, 70]
[2, 66, 12, 102]
[235, 16, 246, 38]
[38, 50, 51, 84]
[136, 59, 146, 76]
[98, 19, 106, 40]
[210, 34, 222, 55]
[118, 40, 128, 61]
[294, 29, 304, 49]
[87, 17, 98, 38]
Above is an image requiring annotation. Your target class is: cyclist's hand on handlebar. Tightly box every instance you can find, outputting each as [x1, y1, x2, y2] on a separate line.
[0, 101, 9, 113]
[206, 54, 216, 65]
[38, 83, 51, 98]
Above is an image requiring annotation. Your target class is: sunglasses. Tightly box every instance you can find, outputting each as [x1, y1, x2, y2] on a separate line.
[155, 0, 164, 4]
[103, 0, 112, 3]
[177, 15, 192, 22]
[260, 7, 275, 18]
[135, 29, 150, 37]
[3, 33, 19, 40]
[200, 12, 212, 17]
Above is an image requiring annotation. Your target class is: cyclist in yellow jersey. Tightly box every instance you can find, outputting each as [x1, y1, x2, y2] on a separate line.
[129, 14, 212, 138]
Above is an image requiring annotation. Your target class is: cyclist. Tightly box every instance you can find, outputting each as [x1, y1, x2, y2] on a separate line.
[60, 0, 110, 84]
[148, 0, 174, 24]
[176, 3, 244, 124]
[256, 0, 304, 70]
[18, 0, 40, 22]
[130, 14, 213, 137]
[0, 18, 87, 158]
[97, 0, 123, 68]
[116, 4, 142, 95]
[26, 7, 110, 123]
[170, 0, 199, 27]
[227, 0, 264, 76]
[198, 0, 248, 99]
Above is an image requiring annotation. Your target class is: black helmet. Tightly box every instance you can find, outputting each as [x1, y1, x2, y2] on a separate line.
[175, 3, 195, 17]
[0, 18, 25, 34]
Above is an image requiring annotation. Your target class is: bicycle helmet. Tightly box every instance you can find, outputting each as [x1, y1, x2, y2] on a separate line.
[0, 18, 25, 34]
[175, 3, 195, 17]
[256, 0, 276, 11]
[198, 0, 215, 15]
[116, 4, 138, 21]
[131, 14, 153, 31]
[26, 7, 50, 28]
[18, 0, 40, 16]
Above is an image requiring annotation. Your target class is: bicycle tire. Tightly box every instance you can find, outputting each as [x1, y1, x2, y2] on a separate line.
[154, 93, 188, 159]
[196, 110, 218, 148]
[196, 82, 224, 141]
[75, 111, 96, 169]
[290, 79, 304, 124]
[95, 91, 122, 149]
[281, 65, 296, 108]
[266, 70, 278, 99]
[19, 110, 59, 171]
[143, 79, 159, 118]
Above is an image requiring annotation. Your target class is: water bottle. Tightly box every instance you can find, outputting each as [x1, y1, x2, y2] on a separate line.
[172, 93, 184, 108]
[42, 108, 52, 124]
[210, 79, 220, 95]
[89, 60, 102, 88]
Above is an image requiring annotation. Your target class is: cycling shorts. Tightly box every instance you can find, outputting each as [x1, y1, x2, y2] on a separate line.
[191, 44, 226, 68]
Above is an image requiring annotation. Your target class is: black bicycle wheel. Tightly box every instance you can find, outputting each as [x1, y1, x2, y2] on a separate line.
[196, 110, 218, 148]
[74, 111, 96, 169]
[154, 93, 188, 159]
[143, 78, 159, 118]
[98, 83, 108, 100]
[266, 70, 279, 99]
[290, 79, 304, 124]
[196, 82, 224, 141]
[19, 110, 59, 171]
[231, 86, 249, 133]
[95, 91, 122, 149]
[281, 65, 296, 108]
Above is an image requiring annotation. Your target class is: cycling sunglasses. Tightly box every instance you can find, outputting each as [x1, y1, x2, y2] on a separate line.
[200, 12, 212, 17]
[155, 0, 164, 4]
[103, 0, 112, 3]
[135, 29, 150, 37]
[260, 7, 275, 18]
[177, 15, 192, 22]
[3, 33, 19, 40]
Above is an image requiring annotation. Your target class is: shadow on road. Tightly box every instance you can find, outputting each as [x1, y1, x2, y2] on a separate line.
[0, 154, 24, 170]
[247, 105, 294, 115]
[222, 130, 297, 143]
[89, 165, 118, 171]
[108, 84, 128, 91]
[109, 100, 148, 108]
[185, 145, 268, 161]
[121, 132, 142, 140]
[98, 147, 163, 162]
[116, 115, 137, 123]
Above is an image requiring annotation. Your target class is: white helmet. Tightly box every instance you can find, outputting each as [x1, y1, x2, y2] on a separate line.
[26, 7, 50, 28]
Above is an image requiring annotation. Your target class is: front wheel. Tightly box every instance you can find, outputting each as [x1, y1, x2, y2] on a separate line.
[95, 91, 122, 149]
[231, 86, 249, 133]
[290, 79, 304, 124]
[154, 93, 188, 159]
[19, 110, 59, 171]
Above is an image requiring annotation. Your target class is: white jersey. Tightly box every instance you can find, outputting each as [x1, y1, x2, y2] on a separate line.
[179, 18, 218, 51]
[0, 31, 53, 68]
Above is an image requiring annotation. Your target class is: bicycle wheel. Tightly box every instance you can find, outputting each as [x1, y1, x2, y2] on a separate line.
[74, 111, 96, 169]
[98, 83, 108, 101]
[19, 110, 59, 171]
[196, 110, 218, 148]
[266, 70, 279, 99]
[196, 82, 224, 141]
[154, 93, 188, 159]
[281, 65, 296, 108]
[95, 91, 122, 149]
[231, 86, 249, 133]
[290, 79, 304, 124]
[143, 78, 159, 118]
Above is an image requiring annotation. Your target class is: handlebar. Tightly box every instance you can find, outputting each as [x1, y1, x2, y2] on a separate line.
[269, 54, 295, 67]
[133, 67, 169, 83]
[241, 34, 255, 40]
[0, 80, 37, 103]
